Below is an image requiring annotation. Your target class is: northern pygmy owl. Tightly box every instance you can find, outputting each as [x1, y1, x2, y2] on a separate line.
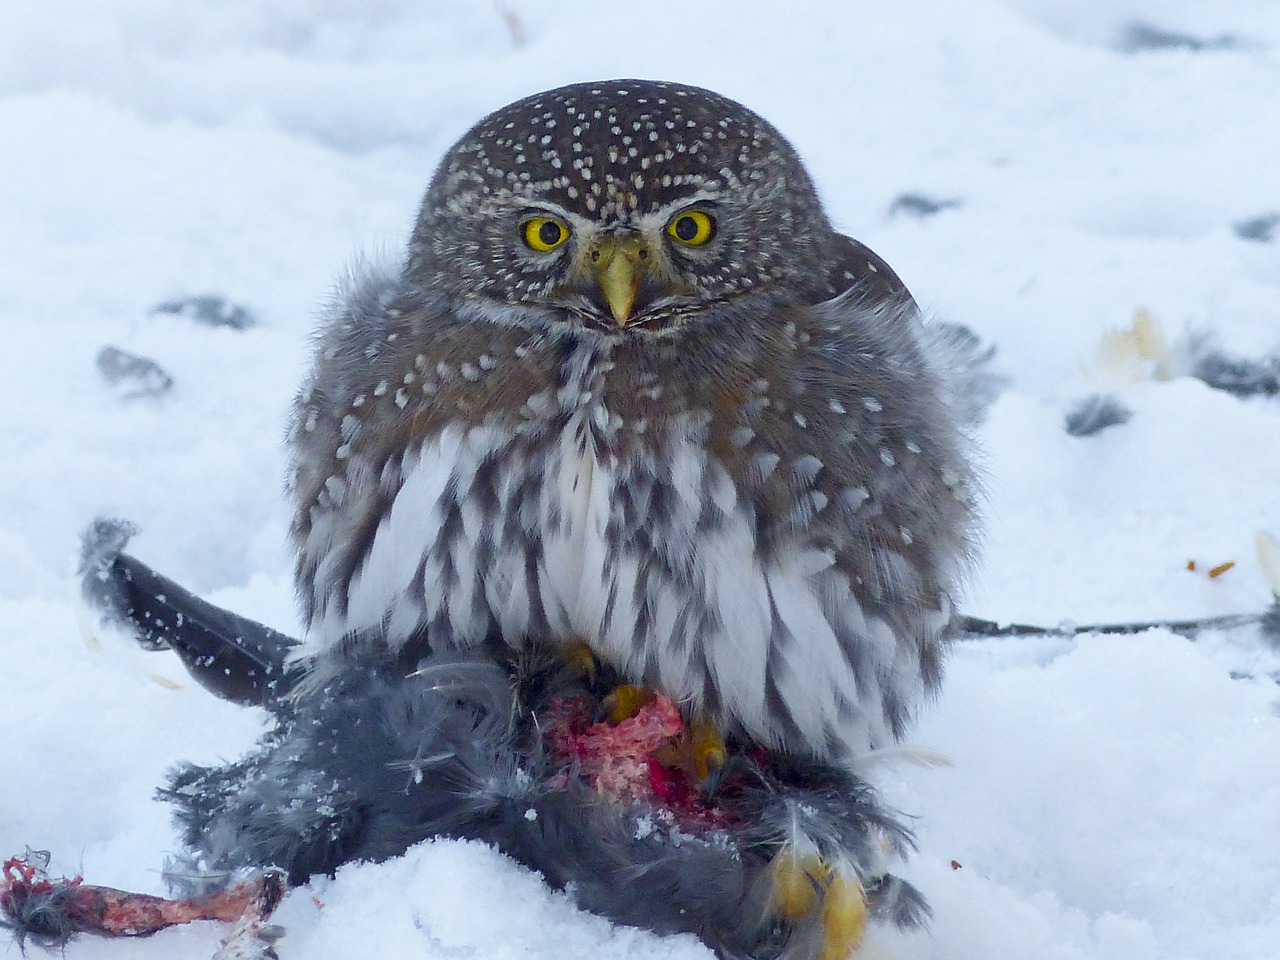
[289, 79, 979, 763]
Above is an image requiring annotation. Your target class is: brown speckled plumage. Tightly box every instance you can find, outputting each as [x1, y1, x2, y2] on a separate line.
[288, 79, 979, 762]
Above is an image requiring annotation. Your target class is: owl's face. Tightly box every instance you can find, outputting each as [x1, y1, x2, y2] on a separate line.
[408, 80, 839, 333]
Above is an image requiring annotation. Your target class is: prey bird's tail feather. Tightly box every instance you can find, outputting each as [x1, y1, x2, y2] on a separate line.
[77, 517, 303, 710]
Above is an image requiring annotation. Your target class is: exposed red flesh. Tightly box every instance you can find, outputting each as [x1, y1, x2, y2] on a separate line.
[542, 691, 735, 829]
[2, 855, 282, 939]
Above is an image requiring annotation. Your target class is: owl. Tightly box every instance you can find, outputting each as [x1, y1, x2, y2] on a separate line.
[288, 78, 979, 768]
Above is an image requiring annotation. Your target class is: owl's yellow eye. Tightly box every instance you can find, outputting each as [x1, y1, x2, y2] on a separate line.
[523, 216, 570, 252]
[667, 210, 715, 246]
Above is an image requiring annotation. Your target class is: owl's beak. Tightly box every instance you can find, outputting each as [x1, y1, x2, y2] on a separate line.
[591, 234, 652, 325]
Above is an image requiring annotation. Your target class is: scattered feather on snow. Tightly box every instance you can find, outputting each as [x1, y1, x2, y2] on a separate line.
[1063, 394, 1133, 437]
[95, 346, 174, 399]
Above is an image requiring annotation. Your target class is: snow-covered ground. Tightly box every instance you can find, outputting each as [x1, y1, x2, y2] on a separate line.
[3, 2, 1280, 958]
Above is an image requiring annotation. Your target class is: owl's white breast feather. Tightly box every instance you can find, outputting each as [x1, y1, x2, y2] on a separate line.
[304, 374, 910, 757]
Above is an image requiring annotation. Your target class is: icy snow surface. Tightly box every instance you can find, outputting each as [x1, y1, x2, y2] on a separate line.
[3, 2, 1280, 958]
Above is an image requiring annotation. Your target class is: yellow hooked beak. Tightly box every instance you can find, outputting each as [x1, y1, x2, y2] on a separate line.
[592, 234, 652, 325]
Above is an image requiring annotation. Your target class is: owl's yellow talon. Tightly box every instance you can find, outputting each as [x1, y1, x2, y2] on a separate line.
[769, 851, 867, 960]
[686, 716, 727, 793]
[601, 683, 655, 724]
[770, 849, 822, 918]
[597, 684, 727, 794]
[648, 713, 727, 794]
[819, 871, 867, 960]
[561, 639, 599, 682]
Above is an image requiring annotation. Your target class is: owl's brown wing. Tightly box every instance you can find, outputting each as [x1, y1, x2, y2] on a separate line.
[830, 233, 915, 306]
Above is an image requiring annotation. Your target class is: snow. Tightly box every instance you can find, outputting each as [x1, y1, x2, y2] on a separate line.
[2, 2, 1280, 958]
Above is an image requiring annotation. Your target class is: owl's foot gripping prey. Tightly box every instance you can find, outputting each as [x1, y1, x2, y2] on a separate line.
[489, 650, 866, 958]
[601, 682, 729, 794]
[770, 852, 868, 960]
[29, 519, 933, 959]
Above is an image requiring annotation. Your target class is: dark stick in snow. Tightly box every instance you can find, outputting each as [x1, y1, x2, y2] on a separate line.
[958, 607, 1278, 640]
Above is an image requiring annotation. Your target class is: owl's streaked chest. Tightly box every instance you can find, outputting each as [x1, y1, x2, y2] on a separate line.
[319, 339, 669, 650]
[300, 326, 925, 759]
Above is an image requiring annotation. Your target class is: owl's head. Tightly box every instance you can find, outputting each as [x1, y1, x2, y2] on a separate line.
[408, 80, 839, 332]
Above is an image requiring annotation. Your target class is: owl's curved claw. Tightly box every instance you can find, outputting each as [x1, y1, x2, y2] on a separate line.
[648, 713, 728, 797]
[685, 716, 728, 796]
